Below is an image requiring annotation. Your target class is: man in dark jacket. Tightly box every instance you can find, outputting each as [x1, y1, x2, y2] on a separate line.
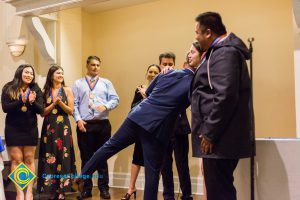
[191, 12, 254, 200]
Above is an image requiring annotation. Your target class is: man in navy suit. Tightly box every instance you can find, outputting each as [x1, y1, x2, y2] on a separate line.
[77, 66, 194, 200]
[158, 52, 193, 200]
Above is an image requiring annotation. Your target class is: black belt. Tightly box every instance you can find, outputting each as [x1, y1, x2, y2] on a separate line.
[85, 119, 109, 124]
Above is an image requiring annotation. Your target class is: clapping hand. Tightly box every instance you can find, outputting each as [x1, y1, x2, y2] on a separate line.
[54, 96, 62, 105]
[28, 91, 36, 104]
[137, 86, 147, 98]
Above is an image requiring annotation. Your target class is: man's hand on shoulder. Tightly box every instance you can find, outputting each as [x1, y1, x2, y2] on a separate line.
[161, 66, 174, 74]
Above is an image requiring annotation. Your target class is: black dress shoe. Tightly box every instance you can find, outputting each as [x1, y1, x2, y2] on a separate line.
[100, 190, 111, 199]
[78, 191, 92, 199]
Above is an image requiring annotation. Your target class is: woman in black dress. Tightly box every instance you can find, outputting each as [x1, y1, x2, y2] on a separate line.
[37, 65, 76, 200]
[1, 64, 43, 200]
[121, 64, 161, 200]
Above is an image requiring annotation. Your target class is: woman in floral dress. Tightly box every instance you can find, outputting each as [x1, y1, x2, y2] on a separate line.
[37, 65, 76, 200]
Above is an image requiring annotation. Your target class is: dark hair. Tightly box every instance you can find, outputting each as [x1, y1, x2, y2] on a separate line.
[86, 56, 101, 65]
[192, 41, 203, 56]
[195, 12, 227, 36]
[159, 52, 176, 65]
[2, 64, 36, 100]
[146, 64, 161, 73]
[185, 51, 189, 63]
[43, 65, 65, 103]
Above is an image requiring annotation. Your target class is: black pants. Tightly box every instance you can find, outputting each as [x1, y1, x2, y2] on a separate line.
[203, 158, 239, 200]
[80, 118, 168, 200]
[161, 134, 192, 200]
[77, 119, 111, 192]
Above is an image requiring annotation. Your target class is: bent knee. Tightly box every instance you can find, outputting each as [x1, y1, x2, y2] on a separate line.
[24, 154, 35, 165]
[11, 159, 23, 166]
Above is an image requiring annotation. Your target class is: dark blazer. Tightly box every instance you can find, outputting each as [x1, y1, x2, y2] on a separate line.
[191, 33, 254, 159]
[128, 68, 194, 135]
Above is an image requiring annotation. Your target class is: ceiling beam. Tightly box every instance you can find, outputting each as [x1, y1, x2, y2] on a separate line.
[3, 0, 110, 16]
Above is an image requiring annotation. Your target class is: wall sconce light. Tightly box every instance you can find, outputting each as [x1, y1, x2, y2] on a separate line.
[6, 38, 27, 57]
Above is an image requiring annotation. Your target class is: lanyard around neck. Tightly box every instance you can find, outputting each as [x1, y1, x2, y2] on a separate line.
[200, 34, 227, 65]
[85, 76, 99, 91]
[19, 88, 31, 100]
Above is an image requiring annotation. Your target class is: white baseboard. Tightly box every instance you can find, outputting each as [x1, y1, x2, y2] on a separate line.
[104, 172, 204, 195]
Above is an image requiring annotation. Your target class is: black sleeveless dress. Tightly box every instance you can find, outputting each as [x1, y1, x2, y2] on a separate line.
[37, 88, 76, 194]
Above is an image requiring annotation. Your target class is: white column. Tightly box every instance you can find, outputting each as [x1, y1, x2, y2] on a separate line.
[293, 13, 300, 137]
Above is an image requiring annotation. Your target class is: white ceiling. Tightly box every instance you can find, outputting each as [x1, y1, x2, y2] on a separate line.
[3, 0, 159, 16]
[82, 0, 158, 13]
[4, 0, 300, 26]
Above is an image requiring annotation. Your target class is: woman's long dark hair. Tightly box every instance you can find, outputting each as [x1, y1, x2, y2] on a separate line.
[43, 65, 65, 103]
[192, 41, 203, 56]
[2, 64, 36, 100]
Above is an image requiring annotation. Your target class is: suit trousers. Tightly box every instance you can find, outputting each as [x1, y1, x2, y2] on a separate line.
[77, 119, 111, 192]
[161, 134, 192, 200]
[80, 118, 168, 200]
[203, 158, 239, 200]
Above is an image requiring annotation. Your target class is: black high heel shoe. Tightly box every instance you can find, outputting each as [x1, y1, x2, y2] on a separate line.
[121, 191, 137, 200]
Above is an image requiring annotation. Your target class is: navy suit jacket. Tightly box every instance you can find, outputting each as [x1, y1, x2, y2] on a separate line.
[128, 68, 194, 134]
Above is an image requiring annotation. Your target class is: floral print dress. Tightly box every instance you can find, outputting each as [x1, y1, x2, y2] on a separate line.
[37, 88, 76, 194]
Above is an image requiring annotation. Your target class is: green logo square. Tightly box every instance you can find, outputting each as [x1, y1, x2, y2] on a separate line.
[8, 162, 36, 190]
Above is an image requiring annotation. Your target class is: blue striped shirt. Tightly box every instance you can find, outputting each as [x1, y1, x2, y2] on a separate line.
[72, 76, 119, 121]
